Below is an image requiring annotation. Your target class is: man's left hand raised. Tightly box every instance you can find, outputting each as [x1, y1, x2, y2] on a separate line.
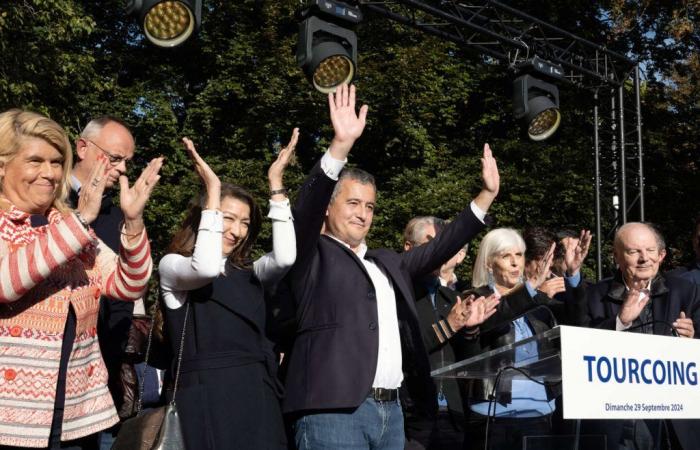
[473, 143, 500, 213]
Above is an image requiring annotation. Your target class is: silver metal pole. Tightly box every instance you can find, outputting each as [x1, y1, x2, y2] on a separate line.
[594, 90, 602, 281]
[619, 86, 627, 224]
[635, 64, 645, 221]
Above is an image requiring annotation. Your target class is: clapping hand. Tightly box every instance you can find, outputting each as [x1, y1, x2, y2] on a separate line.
[673, 311, 694, 338]
[182, 138, 220, 210]
[76, 154, 110, 224]
[526, 243, 556, 290]
[463, 293, 500, 328]
[268, 128, 299, 200]
[119, 156, 163, 222]
[618, 279, 649, 327]
[539, 276, 566, 298]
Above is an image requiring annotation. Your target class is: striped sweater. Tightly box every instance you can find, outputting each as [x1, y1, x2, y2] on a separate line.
[0, 205, 152, 447]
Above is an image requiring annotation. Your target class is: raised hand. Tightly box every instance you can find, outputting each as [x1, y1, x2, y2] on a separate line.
[182, 137, 220, 210]
[473, 143, 500, 213]
[119, 156, 164, 239]
[481, 143, 499, 197]
[526, 243, 556, 290]
[76, 154, 110, 224]
[564, 229, 592, 276]
[538, 276, 566, 298]
[268, 128, 299, 200]
[673, 311, 694, 338]
[328, 83, 368, 160]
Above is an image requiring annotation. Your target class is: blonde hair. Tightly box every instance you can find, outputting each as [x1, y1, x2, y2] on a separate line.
[471, 228, 526, 287]
[0, 109, 72, 212]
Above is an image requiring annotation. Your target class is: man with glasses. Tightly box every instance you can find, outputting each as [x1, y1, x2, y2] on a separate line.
[69, 116, 140, 450]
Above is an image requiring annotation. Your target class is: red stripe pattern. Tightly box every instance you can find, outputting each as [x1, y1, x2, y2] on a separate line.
[0, 205, 152, 447]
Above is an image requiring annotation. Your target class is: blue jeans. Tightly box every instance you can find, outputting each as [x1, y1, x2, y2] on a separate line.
[295, 397, 404, 450]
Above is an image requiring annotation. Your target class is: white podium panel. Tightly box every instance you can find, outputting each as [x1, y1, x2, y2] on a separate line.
[561, 325, 700, 419]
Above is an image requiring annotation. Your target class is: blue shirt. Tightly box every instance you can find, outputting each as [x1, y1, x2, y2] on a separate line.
[470, 274, 579, 418]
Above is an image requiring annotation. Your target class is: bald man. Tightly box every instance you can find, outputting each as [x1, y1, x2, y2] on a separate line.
[585, 222, 700, 449]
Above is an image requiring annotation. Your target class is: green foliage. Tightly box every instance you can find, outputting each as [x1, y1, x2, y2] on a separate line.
[0, 0, 697, 294]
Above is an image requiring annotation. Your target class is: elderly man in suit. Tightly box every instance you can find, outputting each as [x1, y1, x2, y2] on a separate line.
[283, 83, 500, 450]
[585, 222, 700, 449]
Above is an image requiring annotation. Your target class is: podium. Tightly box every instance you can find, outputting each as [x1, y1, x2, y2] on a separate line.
[431, 324, 700, 449]
[430, 325, 562, 382]
[430, 326, 605, 450]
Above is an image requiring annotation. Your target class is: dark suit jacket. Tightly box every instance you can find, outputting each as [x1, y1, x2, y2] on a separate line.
[586, 272, 700, 337]
[68, 188, 135, 412]
[584, 272, 700, 449]
[282, 161, 486, 416]
[413, 282, 478, 417]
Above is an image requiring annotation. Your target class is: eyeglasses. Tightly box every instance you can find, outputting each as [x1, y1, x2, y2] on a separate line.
[84, 139, 130, 166]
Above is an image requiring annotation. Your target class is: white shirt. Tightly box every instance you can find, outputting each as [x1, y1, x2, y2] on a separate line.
[323, 235, 404, 389]
[323, 200, 486, 389]
[159, 199, 295, 309]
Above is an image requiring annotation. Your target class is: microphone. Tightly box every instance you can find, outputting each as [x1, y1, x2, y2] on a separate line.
[624, 320, 680, 337]
[30, 214, 49, 228]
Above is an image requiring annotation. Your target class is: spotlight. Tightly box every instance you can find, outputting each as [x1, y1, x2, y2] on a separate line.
[512, 58, 564, 141]
[296, 0, 362, 94]
[128, 0, 201, 48]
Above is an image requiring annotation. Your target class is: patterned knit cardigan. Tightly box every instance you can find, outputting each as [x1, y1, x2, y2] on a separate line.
[0, 205, 152, 448]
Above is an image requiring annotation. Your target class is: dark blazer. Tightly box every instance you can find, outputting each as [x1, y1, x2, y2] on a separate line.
[282, 161, 486, 416]
[584, 272, 700, 449]
[412, 282, 477, 417]
[586, 272, 700, 336]
[68, 188, 135, 412]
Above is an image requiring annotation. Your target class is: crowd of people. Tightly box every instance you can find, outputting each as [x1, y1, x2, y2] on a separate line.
[0, 84, 698, 450]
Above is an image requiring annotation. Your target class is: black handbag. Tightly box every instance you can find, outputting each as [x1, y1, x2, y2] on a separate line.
[111, 303, 190, 450]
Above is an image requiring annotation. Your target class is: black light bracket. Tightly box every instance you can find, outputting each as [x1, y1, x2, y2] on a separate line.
[512, 74, 559, 120]
[515, 56, 565, 82]
[298, 0, 363, 25]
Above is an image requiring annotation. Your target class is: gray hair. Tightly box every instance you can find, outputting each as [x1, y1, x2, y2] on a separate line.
[80, 116, 131, 141]
[472, 228, 526, 287]
[403, 216, 446, 246]
[614, 222, 666, 252]
[330, 167, 376, 203]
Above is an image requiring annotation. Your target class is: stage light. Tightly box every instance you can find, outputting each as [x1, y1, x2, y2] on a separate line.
[512, 58, 564, 141]
[513, 74, 561, 141]
[296, 1, 362, 93]
[128, 0, 201, 48]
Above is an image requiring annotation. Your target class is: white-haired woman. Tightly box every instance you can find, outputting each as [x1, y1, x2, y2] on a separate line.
[463, 227, 586, 450]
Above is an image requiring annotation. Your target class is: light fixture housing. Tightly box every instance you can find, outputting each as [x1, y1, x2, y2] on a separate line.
[513, 74, 561, 141]
[296, 1, 362, 94]
[128, 0, 201, 48]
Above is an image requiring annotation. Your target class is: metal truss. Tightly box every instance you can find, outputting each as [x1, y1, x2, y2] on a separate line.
[352, 0, 644, 278]
[593, 68, 645, 278]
